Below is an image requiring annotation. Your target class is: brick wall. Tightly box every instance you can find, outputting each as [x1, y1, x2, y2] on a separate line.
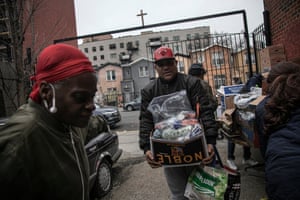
[23, 0, 77, 58]
[263, 0, 300, 60]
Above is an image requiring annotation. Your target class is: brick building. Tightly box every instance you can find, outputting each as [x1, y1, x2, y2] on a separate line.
[0, 0, 77, 116]
[263, 0, 300, 61]
[23, 0, 77, 60]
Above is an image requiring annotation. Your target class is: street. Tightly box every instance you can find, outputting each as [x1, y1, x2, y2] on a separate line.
[114, 109, 140, 131]
[101, 109, 267, 200]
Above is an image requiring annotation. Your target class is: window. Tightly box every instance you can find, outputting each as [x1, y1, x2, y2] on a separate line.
[173, 36, 180, 41]
[195, 40, 201, 49]
[194, 33, 200, 39]
[243, 53, 256, 64]
[109, 44, 116, 50]
[93, 56, 97, 61]
[139, 66, 149, 77]
[110, 53, 117, 59]
[211, 51, 225, 67]
[164, 37, 169, 42]
[186, 34, 192, 40]
[106, 70, 116, 81]
[100, 55, 104, 60]
[84, 48, 88, 53]
[120, 43, 124, 48]
[135, 40, 139, 46]
[197, 54, 205, 64]
[127, 42, 133, 49]
[92, 46, 96, 52]
[107, 87, 117, 92]
[177, 61, 185, 72]
[214, 75, 226, 89]
[99, 46, 104, 51]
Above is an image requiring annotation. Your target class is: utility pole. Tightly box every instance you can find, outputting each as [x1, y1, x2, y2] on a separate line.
[136, 9, 147, 27]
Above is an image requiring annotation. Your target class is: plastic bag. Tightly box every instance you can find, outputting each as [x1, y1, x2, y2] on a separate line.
[234, 87, 260, 109]
[184, 147, 241, 200]
[148, 90, 205, 142]
[147, 90, 193, 124]
[184, 166, 228, 200]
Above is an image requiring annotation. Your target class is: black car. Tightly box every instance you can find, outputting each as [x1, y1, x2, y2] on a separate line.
[85, 115, 122, 199]
[123, 97, 141, 111]
[94, 104, 121, 128]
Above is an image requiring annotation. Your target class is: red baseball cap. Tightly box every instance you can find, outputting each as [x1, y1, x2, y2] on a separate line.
[153, 46, 175, 63]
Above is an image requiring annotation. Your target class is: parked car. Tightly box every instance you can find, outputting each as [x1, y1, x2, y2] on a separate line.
[85, 115, 122, 199]
[94, 104, 121, 128]
[124, 97, 141, 111]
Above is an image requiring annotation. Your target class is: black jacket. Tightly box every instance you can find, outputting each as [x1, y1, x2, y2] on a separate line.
[139, 73, 217, 153]
[0, 100, 90, 200]
[265, 108, 300, 200]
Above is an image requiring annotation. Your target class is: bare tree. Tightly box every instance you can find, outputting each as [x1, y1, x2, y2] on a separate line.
[0, 0, 70, 115]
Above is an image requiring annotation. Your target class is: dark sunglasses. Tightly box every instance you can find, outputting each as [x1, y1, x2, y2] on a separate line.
[155, 60, 175, 67]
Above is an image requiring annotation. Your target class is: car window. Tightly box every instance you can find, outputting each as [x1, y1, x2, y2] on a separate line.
[85, 115, 109, 144]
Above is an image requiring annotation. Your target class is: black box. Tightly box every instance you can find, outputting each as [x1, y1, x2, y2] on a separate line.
[150, 134, 208, 166]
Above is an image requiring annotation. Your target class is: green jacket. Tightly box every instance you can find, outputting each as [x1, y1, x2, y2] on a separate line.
[0, 100, 90, 200]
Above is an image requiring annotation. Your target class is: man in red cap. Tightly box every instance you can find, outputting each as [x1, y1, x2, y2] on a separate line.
[139, 46, 218, 200]
[0, 43, 97, 200]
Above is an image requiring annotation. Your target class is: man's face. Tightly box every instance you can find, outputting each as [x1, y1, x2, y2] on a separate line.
[155, 59, 178, 81]
[54, 72, 97, 128]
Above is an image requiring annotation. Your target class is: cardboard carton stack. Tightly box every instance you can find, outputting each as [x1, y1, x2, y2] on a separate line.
[217, 84, 244, 112]
[260, 44, 286, 72]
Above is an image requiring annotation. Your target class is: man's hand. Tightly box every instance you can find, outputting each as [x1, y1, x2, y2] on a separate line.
[202, 144, 215, 165]
[145, 150, 162, 168]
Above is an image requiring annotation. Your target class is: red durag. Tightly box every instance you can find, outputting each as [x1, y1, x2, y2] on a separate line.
[29, 43, 95, 103]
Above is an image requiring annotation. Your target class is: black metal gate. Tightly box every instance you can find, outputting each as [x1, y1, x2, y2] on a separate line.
[145, 27, 266, 95]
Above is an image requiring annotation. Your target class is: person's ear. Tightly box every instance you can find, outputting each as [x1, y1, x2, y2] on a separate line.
[39, 81, 52, 102]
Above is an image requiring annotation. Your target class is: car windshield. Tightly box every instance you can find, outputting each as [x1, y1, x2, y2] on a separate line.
[134, 97, 141, 103]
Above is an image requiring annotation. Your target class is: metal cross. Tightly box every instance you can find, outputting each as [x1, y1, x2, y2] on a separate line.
[136, 9, 147, 27]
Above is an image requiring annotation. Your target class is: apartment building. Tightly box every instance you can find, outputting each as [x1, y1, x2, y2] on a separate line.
[79, 26, 210, 67]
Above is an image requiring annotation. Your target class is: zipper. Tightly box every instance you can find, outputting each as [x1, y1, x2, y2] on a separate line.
[70, 129, 85, 200]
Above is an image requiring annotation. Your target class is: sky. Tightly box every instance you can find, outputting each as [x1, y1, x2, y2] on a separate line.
[74, 0, 264, 38]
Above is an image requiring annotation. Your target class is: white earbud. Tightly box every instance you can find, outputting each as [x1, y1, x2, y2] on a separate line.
[43, 99, 49, 109]
[48, 83, 57, 113]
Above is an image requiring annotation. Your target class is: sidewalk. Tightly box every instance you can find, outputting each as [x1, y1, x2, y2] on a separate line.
[110, 130, 267, 200]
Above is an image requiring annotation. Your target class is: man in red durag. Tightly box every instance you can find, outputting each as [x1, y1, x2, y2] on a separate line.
[0, 43, 97, 200]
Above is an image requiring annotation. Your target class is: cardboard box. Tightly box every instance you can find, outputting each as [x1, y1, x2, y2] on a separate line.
[248, 95, 266, 110]
[260, 44, 286, 72]
[260, 44, 285, 55]
[217, 84, 244, 111]
[222, 108, 236, 126]
[150, 134, 207, 166]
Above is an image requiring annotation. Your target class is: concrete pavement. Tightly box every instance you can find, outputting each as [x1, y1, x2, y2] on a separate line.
[109, 130, 267, 200]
